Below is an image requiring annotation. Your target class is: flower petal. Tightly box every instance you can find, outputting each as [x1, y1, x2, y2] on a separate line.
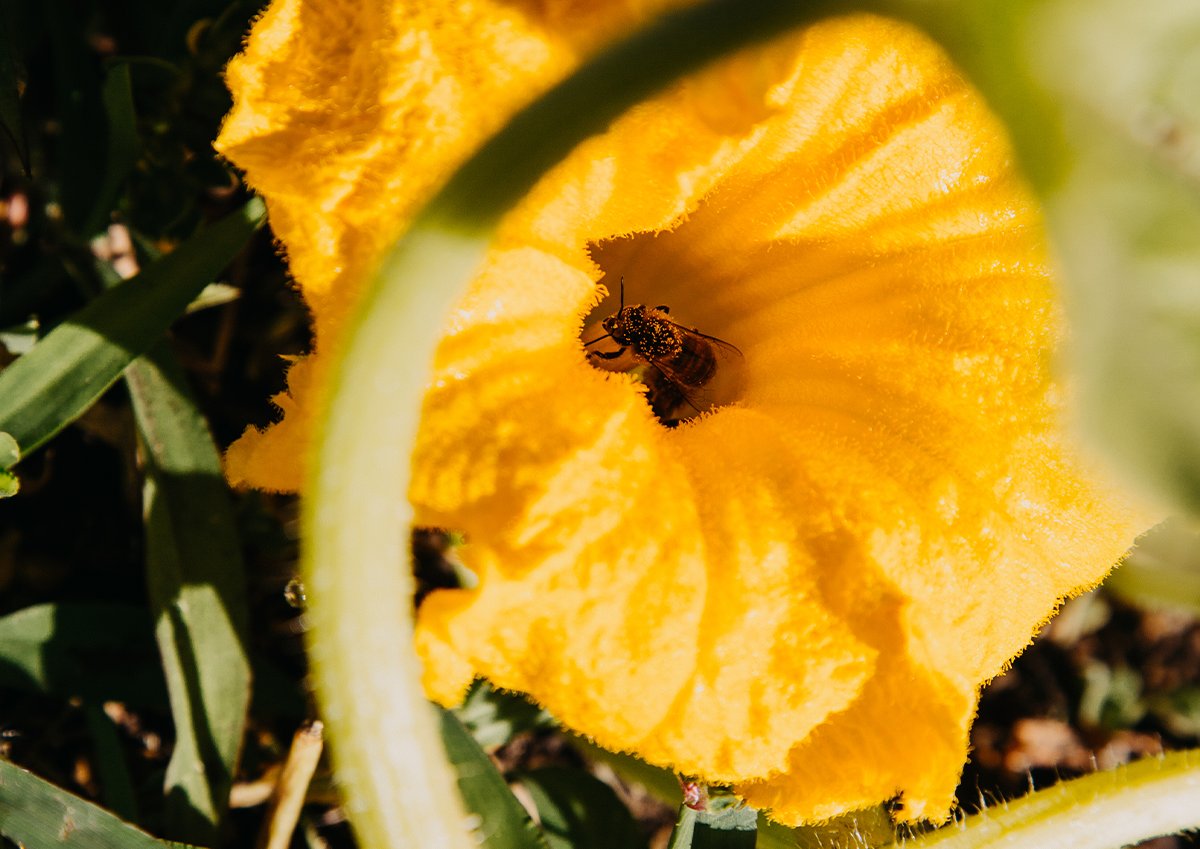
[217, 0, 691, 491]
[411, 15, 1155, 821]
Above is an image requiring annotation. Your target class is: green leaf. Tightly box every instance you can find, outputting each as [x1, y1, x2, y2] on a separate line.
[454, 678, 553, 750]
[518, 767, 649, 849]
[0, 433, 18, 495]
[186, 282, 240, 314]
[0, 197, 266, 460]
[0, 431, 19, 467]
[84, 702, 139, 824]
[668, 806, 698, 849]
[84, 62, 140, 238]
[128, 340, 251, 847]
[697, 807, 758, 849]
[438, 707, 548, 849]
[0, 757, 185, 849]
[873, 0, 1200, 514]
[0, 600, 297, 718]
[667, 805, 758, 849]
[0, 4, 27, 173]
[0, 602, 169, 707]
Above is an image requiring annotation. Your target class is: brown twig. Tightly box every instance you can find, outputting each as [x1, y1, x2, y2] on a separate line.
[255, 721, 325, 849]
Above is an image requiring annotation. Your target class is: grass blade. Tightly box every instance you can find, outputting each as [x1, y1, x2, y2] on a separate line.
[84, 62, 140, 237]
[83, 701, 140, 824]
[128, 340, 251, 847]
[0, 602, 169, 707]
[438, 708, 547, 849]
[0, 197, 265, 463]
[0, 757, 181, 849]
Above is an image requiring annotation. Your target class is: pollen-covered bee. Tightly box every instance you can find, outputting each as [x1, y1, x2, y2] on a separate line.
[585, 279, 742, 425]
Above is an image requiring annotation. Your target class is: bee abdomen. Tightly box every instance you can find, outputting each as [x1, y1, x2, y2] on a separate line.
[669, 335, 718, 387]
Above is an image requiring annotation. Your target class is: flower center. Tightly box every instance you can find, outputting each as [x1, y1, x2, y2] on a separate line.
[582, 232, 747, 427]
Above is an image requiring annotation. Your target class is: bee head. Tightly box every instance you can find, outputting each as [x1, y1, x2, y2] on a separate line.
[603, 306, 640, 343]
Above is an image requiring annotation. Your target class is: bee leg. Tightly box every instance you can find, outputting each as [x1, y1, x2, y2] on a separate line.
[591, 347, 627, 360]
[655, 305, 670, 313]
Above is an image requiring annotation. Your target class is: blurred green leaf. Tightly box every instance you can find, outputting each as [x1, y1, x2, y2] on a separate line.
[569, 735, 684, 807]
[0, 197, 266, 462]
[519, 767, 648, 849]
[455, 679, 553, 750]
[127, 340, 251, 847]
[1149, 685, 1200, 738]
[84, 62, 140, 237]
[84, 701, 139, 824]
[439, 707, 548, 849]
[0, 602, 169, 707]
[1107, 520, 1200, 614]
[1079, 662, 1146, 730]
[875, 0, 1200, 514]
[0, 4, 27, 172]
[0, 757, 188, 849]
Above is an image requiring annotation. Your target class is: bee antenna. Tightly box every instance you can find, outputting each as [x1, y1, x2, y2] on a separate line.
[620, 276, 625, 310]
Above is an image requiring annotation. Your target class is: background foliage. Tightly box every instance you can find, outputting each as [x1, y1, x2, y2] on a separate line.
[0, 0, 1197, 848]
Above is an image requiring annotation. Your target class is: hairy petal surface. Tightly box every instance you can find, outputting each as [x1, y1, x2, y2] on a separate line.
[217, 0, 689, 490]
[408, 16, 1153, 823]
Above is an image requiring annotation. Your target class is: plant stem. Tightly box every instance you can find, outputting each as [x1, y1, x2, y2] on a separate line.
[905, 749, 1200, 849]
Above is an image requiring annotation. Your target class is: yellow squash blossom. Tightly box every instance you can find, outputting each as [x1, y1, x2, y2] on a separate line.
[219, 0, 1153, 827]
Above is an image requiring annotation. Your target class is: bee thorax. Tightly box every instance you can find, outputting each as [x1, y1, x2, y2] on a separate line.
[607, 306, 683, 359]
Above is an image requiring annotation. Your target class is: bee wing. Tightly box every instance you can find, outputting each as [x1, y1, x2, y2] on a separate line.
[664, 319, 744, 360]
[660, 325, 746, 422]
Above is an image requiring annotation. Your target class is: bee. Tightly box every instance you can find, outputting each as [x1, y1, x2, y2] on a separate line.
[585, 278, 742, 425]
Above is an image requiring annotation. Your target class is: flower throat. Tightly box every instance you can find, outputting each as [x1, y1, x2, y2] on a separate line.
[583, 277, 742, 427]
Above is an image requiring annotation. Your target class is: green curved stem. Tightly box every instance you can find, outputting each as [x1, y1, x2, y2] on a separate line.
[303, 227, 486, 849]
[909, 750, 1200, 849]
